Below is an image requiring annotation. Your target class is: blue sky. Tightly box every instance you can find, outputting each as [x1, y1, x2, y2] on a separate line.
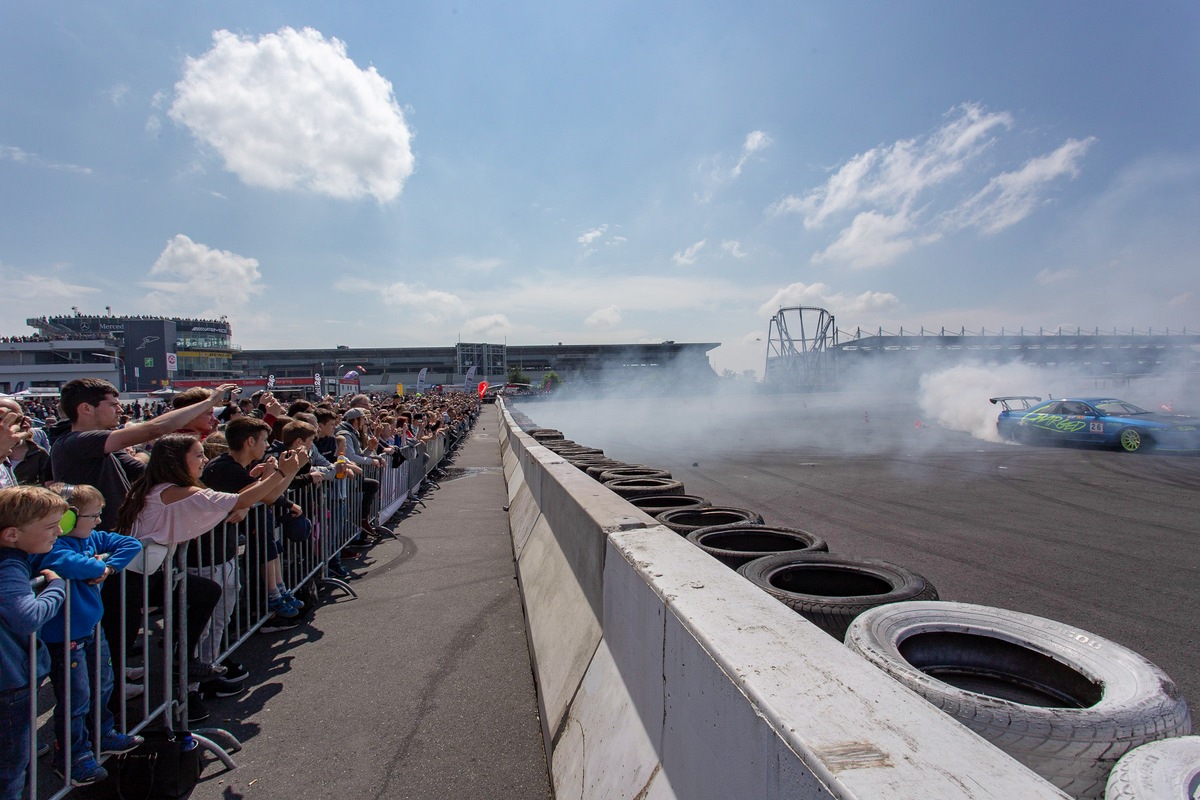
[2, 2, 1198, 375]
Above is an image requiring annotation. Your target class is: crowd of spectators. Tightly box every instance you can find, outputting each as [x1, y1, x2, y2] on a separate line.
[0, 378, 480, 796]
[0, 334, 119, 344]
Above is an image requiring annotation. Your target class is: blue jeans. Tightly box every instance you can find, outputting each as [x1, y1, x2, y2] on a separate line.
[0, 684, 33, 800]
[47, 631, 115, 766]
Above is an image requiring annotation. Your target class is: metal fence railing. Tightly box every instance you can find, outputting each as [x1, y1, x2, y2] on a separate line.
[17, 427, 461, 799]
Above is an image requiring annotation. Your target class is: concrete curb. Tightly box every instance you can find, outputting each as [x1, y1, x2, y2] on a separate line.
[499, 402, 1068, 799]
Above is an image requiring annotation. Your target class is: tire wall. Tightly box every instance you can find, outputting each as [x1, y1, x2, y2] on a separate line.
[498, 401, 1068, 800]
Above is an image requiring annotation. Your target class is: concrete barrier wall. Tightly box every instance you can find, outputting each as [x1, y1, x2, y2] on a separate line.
[499, 404, 1068, 800]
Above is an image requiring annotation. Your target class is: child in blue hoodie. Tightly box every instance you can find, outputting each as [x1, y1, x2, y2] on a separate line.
[34, 483, 144, 788]
[0, 486, 67, 800]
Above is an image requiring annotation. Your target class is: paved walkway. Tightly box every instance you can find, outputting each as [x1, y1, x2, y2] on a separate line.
[191, 406, 551, 800]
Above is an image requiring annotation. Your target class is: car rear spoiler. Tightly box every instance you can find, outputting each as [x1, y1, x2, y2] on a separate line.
[988, 395, 1042, 411]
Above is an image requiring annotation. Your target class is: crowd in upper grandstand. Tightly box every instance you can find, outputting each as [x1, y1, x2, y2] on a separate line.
[0, 377, 480, 797]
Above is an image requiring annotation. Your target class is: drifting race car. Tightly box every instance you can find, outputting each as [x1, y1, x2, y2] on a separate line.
[989, 396, 1200, 453]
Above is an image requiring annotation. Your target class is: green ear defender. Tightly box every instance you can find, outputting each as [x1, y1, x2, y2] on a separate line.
[58, 484, 77, 535]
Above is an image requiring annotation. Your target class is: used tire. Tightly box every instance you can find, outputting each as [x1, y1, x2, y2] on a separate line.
[1118, 427, 1153, 453]
[845, 601, 1192, 800]
[599, 466, 672, 482]
[628, 494, 710, 516]
[687, 524, 828, 569]
[553, 446, 604, 457]
[603, 477, 685, 499]
[656, 506, 763, 536]
[739, 553, 937, 639]
[585, 461, 628, 479]
[568, 456, 614, 469]
[1106, 736, 1200, 800]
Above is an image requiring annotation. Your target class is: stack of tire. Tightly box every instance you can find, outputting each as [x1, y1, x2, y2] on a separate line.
[516, 420, 1194, 798]
[844, 602, 1192, 799]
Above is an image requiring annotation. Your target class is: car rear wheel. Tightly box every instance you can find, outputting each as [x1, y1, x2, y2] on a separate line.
[1118, 427, 1153, 453]
[1013, 423, 1036, 444]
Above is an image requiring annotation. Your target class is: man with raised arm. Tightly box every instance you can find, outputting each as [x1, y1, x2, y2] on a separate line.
[50, 379, 240, 533]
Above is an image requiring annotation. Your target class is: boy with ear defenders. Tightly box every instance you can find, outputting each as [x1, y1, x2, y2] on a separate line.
[0, 486, 66, 800]
[32, 483, 143, 787]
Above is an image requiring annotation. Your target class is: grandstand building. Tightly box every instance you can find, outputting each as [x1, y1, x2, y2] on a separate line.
[233, 341, 721, 394]
[4, 312, 719, 396]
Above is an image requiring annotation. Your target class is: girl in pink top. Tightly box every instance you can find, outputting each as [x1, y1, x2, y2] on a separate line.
[112, 434, 301, 681]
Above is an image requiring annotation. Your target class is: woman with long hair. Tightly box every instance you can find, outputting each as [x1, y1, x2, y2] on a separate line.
[107, 434, 302, 697]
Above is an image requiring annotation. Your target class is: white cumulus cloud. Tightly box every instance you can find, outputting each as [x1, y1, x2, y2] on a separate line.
[776, 104, 1011, 230]
[721, 240, 748, 259]
[813, 209, 938, 269]
[141, 234, 264, 317]
[951, 137, 1096, 234]
[673, 239, 707, 266]
[758, 281, 899, 317]
[577, 225, 608, 245]
[584, 305, 622, 327]
[462, 313, 513, 338]
[698, 130, 773, 201]
[730, 130, 772, 178]
[170, 27, 414, 203]
[771, 103, 1095, 268]
[337, 278, 467, 322]
[1035, 267, 1080, 285]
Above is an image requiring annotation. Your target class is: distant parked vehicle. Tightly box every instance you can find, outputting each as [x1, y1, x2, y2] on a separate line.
[990, 395, 1200, 453]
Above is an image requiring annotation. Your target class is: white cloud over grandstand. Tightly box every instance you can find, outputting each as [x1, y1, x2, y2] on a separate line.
[465, 273, 756, 323]
[169, 27, 414, 203]
[337, 278, 468, 322]
[462, 313, 513, 338]
[0, 265, 100, 306]
[758, 281, 899, 317]
[584, 305, 622, 327]
[140, 235, 264, 318]
[771, 104, 1093, 268]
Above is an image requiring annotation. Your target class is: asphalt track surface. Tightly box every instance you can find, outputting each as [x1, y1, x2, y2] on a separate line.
[182, 408, 551, 800]
[519, 394, 1200, 712]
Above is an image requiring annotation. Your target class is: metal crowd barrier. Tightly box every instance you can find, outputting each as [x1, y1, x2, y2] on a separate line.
[19, 429, 461, 799]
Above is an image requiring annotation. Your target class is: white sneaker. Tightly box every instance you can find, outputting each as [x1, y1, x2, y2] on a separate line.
[124, 683, 144, 700]
[125, 666, 145, 681]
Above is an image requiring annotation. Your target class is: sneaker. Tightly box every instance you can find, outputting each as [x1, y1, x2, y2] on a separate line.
[124, 682, 145, 700]
[125, 666, 145, 681]
[259, 614, 303, 633]
[198, 676, 246, 699]
[221, 661, 249, 683]
[187, 691, 210, 723]
[54, 755, 108, 787]
[37, 741, 50, 757]
[279, 589, 305, 613]
[327, 563, 353, 579]
[267, 595, 300, 619]
[100, 731, 145, 755]
[188, 660, 228, 681]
